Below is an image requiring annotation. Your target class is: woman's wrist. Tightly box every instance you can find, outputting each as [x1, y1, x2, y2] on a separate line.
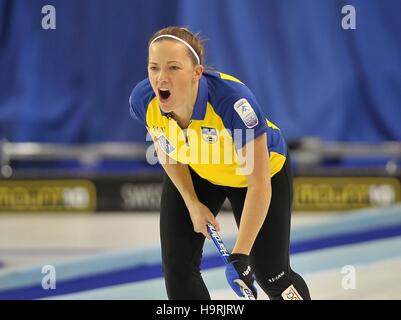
[183, 194, 200, 211]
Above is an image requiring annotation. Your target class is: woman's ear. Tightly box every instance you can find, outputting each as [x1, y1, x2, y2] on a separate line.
[194, 64, 204, 81]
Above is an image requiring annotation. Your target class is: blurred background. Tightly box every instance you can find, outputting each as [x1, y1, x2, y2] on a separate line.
[0, 0, 401, 300]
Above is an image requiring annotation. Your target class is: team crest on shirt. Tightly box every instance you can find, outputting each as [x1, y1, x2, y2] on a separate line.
[234, 98, 259, 128]
[201, 127, 218, 144]
[157, 134, 175, 154]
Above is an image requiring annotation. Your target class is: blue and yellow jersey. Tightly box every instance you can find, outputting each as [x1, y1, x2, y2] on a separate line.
[129, 71, 287, 188]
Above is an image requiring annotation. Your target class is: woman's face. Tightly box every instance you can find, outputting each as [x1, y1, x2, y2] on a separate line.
[148, 40, 203, 113]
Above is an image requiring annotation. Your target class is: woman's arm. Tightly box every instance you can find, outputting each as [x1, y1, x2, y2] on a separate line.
[153, 137, 220, 239]
[232, 133, 272, 255]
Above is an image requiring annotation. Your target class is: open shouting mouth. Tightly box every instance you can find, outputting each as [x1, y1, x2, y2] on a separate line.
[158, 88, 171, 102]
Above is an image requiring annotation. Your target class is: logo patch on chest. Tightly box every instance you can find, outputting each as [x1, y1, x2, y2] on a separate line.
[234, 98, 259, 128]
[201, 127, 218, 144]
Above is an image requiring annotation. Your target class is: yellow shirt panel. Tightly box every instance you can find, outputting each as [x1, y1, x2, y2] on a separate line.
[145, 97, 286, 187]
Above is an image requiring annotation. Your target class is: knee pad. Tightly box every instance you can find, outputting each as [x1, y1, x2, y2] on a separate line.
[255, 271, 305, 300]
[280, 285, 304, 300]
[260, 283, 304, 300]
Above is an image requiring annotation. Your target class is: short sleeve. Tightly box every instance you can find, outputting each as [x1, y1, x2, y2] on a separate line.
[128, 79, 152, 126]
[129, 95, 144, 125]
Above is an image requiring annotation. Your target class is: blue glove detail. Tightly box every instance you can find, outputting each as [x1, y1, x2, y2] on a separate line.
[225, 253, 257, 299]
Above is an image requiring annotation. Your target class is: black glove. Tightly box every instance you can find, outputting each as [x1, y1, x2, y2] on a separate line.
[225, 253, 257, 299]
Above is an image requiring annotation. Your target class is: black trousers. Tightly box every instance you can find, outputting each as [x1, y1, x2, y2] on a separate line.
[160, 156, 311, 300]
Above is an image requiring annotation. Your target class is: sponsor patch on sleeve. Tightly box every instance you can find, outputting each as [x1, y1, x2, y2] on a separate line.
[233, 98, 259, 128]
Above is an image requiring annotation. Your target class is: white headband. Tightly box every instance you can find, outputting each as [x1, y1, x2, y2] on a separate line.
[150, 34, 201, 65]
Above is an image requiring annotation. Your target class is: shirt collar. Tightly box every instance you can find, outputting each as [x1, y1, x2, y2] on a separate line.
[160, 75, 208, 120]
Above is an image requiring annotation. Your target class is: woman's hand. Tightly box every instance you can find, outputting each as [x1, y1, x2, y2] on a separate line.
[187, 201, 220, 239]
